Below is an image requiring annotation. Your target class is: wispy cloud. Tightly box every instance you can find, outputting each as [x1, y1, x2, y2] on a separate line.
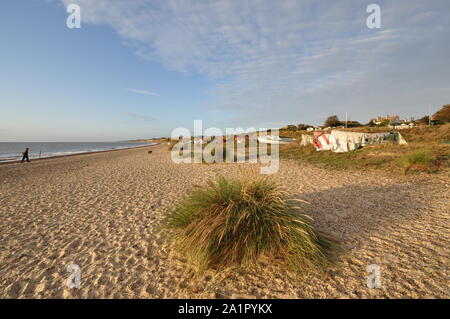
[63, 0, 450, 125]
[121, 87, 160, 97]
[125, 112, 158, 122]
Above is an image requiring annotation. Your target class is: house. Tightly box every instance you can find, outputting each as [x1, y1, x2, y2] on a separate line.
[371, 115, 400, 125]
[388, 121, 415, 130]
[390, 118, 402, 126]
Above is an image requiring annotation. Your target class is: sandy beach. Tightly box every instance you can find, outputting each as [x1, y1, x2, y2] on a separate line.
[0, 144, 448, 299]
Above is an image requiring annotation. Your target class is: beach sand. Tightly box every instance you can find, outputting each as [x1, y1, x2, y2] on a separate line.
[0, 144, 448, 298]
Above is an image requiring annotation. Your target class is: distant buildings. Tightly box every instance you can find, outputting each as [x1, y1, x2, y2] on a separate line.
[370, 115, 416, 129]
[389, 122, 414, 130]
[371, 115, 400, 125]
[280, 114, 420, 132]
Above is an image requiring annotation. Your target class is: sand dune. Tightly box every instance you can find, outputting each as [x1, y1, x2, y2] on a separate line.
[0, 144, 448, 298]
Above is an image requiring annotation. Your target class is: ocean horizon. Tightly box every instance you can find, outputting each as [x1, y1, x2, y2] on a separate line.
[0, 142, 156, 162]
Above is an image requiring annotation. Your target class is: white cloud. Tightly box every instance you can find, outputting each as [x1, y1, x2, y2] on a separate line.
[121, 87, 160, 97]
[125, 112, 158, 122]
[61, 0, 450, 126]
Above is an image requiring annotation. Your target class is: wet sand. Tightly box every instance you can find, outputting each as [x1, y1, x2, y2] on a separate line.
[0, 144, 448, 298]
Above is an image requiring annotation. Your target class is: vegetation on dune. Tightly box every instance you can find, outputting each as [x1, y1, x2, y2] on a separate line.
[321, 115, 362, 128]
[279, 124, 450, 174]
[324, 115, 342, 128]
[417, 116, 431, 125]
[401, 149, 441, 174]
[163, 176, 333, 274]
[400, 124, 450, 143]
[296, 123, 310, 131]
[167, 122, 449, 174]
[432, 104, 450, 123]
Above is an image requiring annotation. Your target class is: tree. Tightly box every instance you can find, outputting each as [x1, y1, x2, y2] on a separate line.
[324, 115, 342, 127]
[297, 124, 310, 130]
[416, 116, 430, 125]
[285, 125, 297, 131]
[346, 121, 362, 128]
[379, 119, 390, 127]
[433, 104, 450, 123]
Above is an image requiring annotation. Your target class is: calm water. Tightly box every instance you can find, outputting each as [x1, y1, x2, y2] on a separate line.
[0, 142, 155, 162]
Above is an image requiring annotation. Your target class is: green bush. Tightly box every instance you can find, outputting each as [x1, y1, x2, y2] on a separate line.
[164, 176, 332, 274]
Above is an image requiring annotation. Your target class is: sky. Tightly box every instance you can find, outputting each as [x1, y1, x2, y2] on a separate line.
[0, 0, 449, 141]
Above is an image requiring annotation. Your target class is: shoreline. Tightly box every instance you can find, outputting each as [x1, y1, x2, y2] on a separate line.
[0, 143, 160, 166]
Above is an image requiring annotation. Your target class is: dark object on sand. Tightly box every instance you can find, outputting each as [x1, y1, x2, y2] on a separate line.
[148, 151, 153, 154]
[21, 148, 30, 163]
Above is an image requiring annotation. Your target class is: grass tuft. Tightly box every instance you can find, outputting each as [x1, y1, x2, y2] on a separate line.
[401, 149, 437, 173]
[163, 175, 333, 275]
[402, 149, 433, 167]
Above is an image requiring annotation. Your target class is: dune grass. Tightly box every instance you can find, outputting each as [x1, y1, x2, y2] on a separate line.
[402, 149, 433, 166]
[401, 149, 438, 173]
[163, 175, 333, 275]
[280, 143, 448, 173]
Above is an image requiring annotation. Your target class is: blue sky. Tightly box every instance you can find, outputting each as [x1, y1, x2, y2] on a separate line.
[1, 0, 449, 141]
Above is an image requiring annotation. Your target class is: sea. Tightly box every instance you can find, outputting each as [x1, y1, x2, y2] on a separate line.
[0, 142, 155, 162]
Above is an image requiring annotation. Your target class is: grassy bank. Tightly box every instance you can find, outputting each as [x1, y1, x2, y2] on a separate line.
[280, 124, 450, 174]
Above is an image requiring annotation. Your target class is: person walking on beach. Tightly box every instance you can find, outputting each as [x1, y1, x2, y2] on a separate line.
[21, 147, 30, 163]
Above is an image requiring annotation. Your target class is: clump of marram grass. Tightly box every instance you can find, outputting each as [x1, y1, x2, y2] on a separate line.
[402, 149, 436, 173]
[163, 176, 333, 275]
